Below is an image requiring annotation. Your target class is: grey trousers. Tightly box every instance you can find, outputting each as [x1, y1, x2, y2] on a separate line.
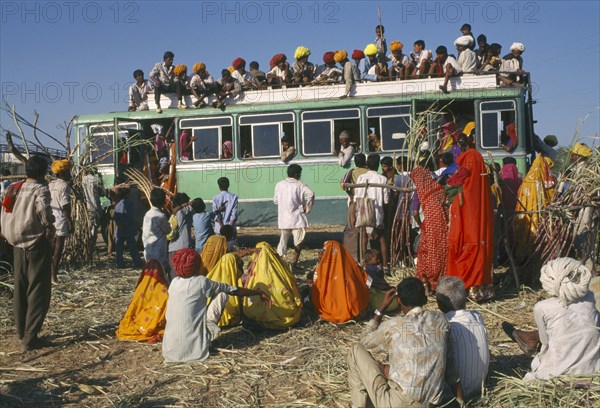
[13, 237, 52, 346]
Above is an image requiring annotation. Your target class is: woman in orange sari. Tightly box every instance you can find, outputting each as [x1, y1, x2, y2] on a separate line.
[311, 241, 370, 323]
[447, 132, 494, 301]
[116, 260, 169, 342]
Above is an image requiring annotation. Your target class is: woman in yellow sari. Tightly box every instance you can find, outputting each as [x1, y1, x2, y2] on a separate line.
[206, 253, 244, 327]
[514, 154, 556, 261]
[116, 260, 169, 342]
[200, 235, 227, 272]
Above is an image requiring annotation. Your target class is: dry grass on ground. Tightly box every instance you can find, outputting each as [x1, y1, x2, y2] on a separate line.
[0, 227, 598, 407]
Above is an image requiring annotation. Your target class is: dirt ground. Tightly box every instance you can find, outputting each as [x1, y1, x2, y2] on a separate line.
[0, 226, 539, 407]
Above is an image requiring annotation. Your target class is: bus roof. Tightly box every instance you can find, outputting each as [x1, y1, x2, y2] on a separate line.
[74, 74, 526, 124]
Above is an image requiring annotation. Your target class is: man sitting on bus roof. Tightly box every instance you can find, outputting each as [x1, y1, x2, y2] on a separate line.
[190, 63, 216, 109]
[214, 69, 241, 110]
[313, 51, 342, 84]
[430, 46, 462, 94]
[405, 40, 432, 79]
[128, 69, 152, 112]
[358, 44, 379, 82]
[334, 50, 356, 98]
[231, 58, 255, 90]
[455, 36, 478, 74]
[292, 46, 315, 85]
[150, 51, 184, 113]
[499, 43, 526, 86]
[267, 54, 291, 88]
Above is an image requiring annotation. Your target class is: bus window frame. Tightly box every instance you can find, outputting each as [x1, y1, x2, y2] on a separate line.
[301, 108, 360, 157]
[238, 112, 295, 160]
[180, 116, 233, 162]
[479, 100, 517, 150]
[88, 122, 140, 166]
[366, 105, 411, 152]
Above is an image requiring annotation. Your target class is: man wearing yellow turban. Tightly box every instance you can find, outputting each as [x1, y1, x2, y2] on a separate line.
[49, 159, 73, 283]
[292, 46, 314, 85]
[357, 44, 379, 82]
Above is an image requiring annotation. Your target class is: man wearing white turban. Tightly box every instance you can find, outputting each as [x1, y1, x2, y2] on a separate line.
[454, 36, 478, 73]
[499, 42, 526, 86]
[503, 257, 600, 380]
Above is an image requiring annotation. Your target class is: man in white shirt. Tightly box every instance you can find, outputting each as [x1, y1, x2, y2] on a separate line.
[436, 276, 489, 403]
[142, 188, 171, 274]
[273, 164, 315, 268]
[49, 159, 73, 284]
[430, 45, 462, 94]
[128, 69, 153, 111]
[455, 36, 478, 73]
[406, 40, 432, 79]
[355, 154, 390, 269]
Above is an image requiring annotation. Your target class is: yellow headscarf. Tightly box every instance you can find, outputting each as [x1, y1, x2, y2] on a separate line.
[364, 44, 378, 56]
[227, 66, 235, 74]
[173, 64, 187, 77]
[294, 46, 311, 60]
[192, 62, 206, 74]
[51, 159, 70, 175]
[333, 50, 347, 63]
[463, 121, 476, 137]
[390, 41, 403, 52]
[571, 142, 592, 158]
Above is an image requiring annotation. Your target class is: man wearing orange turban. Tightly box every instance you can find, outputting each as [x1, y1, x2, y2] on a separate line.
[335, 50, 357, 99]
[190, 62, 215, 108]
[162, 248, 271, 362]
[389, 41, 409, 80]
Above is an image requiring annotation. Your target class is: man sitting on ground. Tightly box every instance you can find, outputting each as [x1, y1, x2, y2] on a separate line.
[503, 257, 600, 380]
[436, 276, 489, 403]
[347, 277, 449, 407]
[162, 248, 271, 362]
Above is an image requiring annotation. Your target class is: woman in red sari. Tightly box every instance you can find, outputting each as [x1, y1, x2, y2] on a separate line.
[410, 155, 448, 292]
[447, 132, 494, 301]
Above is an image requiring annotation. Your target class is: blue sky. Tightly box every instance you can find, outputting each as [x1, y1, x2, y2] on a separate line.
[1, 0, 598, 150]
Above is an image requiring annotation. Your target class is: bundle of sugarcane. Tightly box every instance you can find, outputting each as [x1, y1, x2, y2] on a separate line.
[535, 139, 599, 264]
[480, 373, 600, 407]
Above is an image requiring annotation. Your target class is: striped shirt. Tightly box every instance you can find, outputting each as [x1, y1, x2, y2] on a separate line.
[0, 180, 54, 249]
[445, 309, 490, 399]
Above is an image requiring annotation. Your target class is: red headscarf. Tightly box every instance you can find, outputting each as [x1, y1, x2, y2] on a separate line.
[232, 57, 245, 70]
[323, 51, 335, 63]
[172, 249, 201, 278]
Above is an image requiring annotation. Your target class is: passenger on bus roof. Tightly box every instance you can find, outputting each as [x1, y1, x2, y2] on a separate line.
[454, 36, 478, 73]
[190, 63, 215, 109]
[249, 61, 267, 88]
[430, 45, 462, 94]
[280, 136, 296, 163]
[173, 64, 190, 110]
[358, 44, 378, 82]
[267, 54, 291, 88]
[351, 49, 365, 80]
[406, 40, 432, 79]
[499, 43, 526, 86]
[459, 23, 476, 50]
[292, 46, 315, 85]
[334, 50, 356, 99]
[231, 58, 255, 90]
[150, 51, 184, 114]
[388, 41, 409, 81]
[313, 51, 342, 84]
[480, 43, 503, 72]
[374, 24, 387, 57]
[128, 69, 152, 112]
[214, 69, 241, 110]
[476, 34, 489, 61]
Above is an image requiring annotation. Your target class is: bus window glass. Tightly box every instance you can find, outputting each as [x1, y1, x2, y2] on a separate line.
[480, 100, 517, 150]
[381, 116, 410, 151]
[303, 121, 332, 155]
[193, 128, 219, 160]
[252, 124, 280, 157]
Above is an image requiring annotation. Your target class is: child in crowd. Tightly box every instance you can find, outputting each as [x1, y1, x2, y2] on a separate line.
[168, 193, 194, 273]
[363, 249, 399, 313]
[192, 198, 225, 254]
[142, 188, 171, 276]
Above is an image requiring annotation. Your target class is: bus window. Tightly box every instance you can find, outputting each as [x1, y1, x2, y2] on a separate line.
[301, 109, 360, 156]
[180, 117, 233, 161]
[366, 105, 411, 152]
[480, 101, 517, 150]
[239, 113, 295, 159]
[89, 122, 140, 166]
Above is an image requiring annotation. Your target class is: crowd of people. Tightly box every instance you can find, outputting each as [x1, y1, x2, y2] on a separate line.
[128, 23, 527, 111]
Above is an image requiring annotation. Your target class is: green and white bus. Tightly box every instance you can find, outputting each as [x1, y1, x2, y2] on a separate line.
[75, 73, 534, 226]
